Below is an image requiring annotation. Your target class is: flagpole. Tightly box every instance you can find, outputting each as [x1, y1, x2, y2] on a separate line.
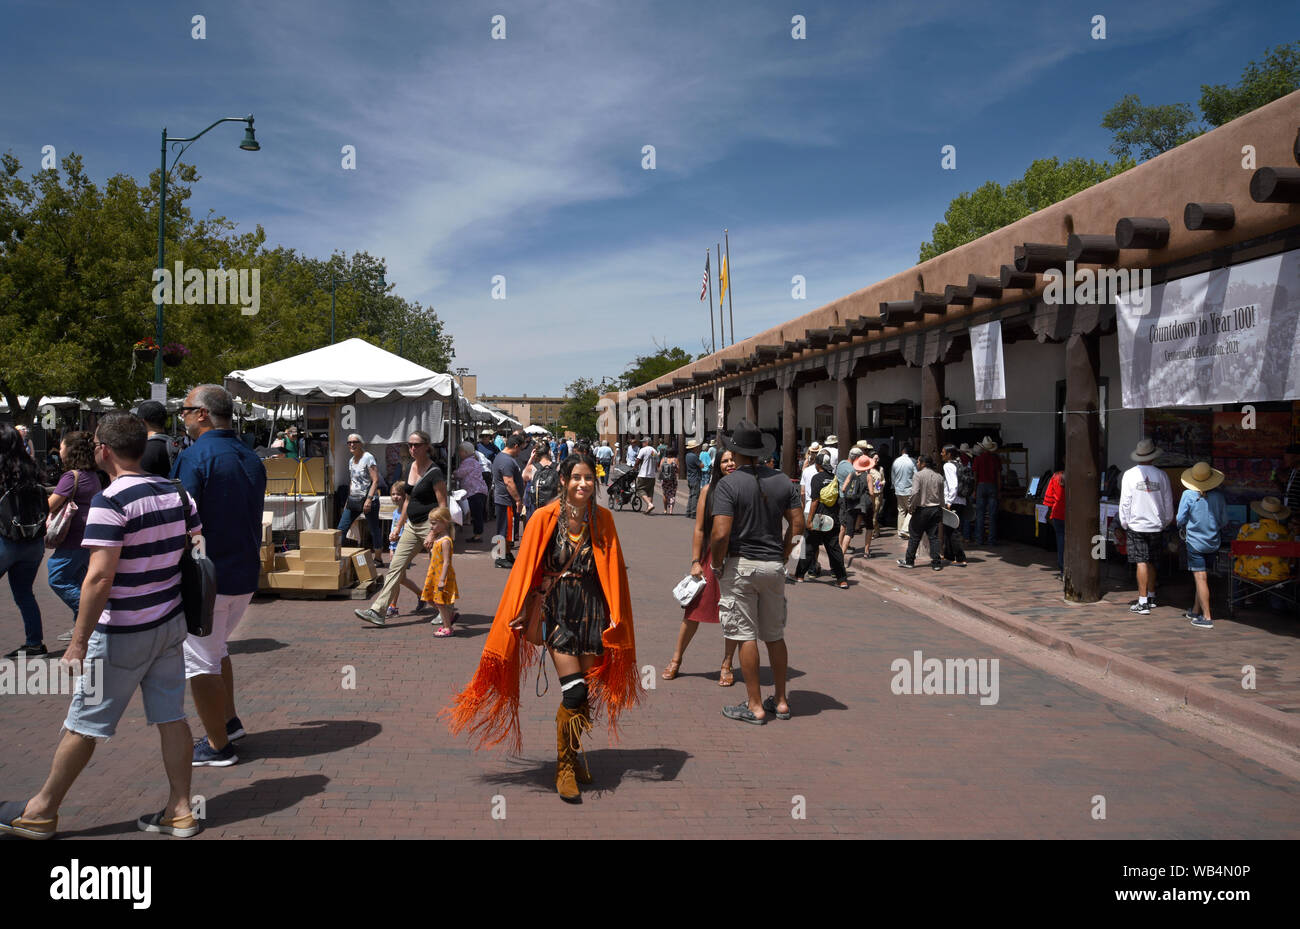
[706, 250, 716, 355]
[724, 229, 735, 346]
[716, 242, 725, 347]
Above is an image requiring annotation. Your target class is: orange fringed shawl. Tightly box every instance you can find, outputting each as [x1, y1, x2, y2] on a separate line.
[442, 500, 642, 753]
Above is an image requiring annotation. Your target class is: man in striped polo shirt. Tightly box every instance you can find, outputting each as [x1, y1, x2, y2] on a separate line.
[0, 413, 203, 840]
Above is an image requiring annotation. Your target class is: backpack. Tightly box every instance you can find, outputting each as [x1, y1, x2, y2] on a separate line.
[532, 464, 560, 509]
[0, 478, 49, 542]
[660, 459, 677, 482]
[818, 474, 840, 507]
[956, 462, 977, 500]
[842, 470, 866, 504]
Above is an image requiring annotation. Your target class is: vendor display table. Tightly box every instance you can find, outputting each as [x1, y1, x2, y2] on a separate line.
[264, 495, 328, 531]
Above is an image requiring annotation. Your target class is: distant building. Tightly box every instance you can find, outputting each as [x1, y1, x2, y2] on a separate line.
[479, 395, 565, 431]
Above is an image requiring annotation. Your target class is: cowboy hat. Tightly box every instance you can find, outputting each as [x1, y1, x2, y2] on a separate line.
[1250, 496, 1291, 522]
[1180, 461, 1224, 493]
[808, 442, 822, 453]
[685, 438, 702, 449]
[978, 436, 998, 452]
[959, 443, 972, 455]
[723, 419, 777, 459]
[853, 439, 870, 450]
[1130, 438, 1160, 462]
[824, 434, 839, 445]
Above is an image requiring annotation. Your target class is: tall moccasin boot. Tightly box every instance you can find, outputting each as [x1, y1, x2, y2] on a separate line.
[572, 702, 594, 785]
[555, 706, 581, 803]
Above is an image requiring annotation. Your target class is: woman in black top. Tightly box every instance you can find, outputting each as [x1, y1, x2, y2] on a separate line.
[354, 430, 447, 626]
[794, 451, 849, 588]
[0, 424, 48, 657]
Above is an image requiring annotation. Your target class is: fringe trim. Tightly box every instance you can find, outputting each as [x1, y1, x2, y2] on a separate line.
[441, 632, 540, 755]
[584, 643, 643, 744]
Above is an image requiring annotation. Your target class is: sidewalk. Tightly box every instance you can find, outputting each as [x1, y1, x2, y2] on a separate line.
[853, 526, 1300, 743]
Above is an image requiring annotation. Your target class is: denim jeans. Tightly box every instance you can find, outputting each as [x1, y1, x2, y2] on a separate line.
[975, 483, 998, 543]
[47, 546, 91, 616]
[1051, 518, 1066, 572]
[337, 494, 382, 550]
[0, 536, 45, 646]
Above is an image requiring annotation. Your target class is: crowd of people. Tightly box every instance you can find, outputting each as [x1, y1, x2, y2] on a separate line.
[5, 397, 1299, 829]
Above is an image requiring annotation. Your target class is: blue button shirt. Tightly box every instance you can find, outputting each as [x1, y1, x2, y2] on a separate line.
[172, 429, 268, 595]
[1176, 488, 1227, 555]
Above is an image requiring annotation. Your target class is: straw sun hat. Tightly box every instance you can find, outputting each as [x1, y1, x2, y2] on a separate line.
[1250, 496, 1291, 522]
[1180, 461, 1224, 493]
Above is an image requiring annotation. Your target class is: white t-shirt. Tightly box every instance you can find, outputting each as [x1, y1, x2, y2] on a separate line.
[800, 464, 819, 516]
[348, 452, 377, 497]
[637, 444, 657, 479]
[1119, 464, 1173, 533]
[626, 445, 638, 467]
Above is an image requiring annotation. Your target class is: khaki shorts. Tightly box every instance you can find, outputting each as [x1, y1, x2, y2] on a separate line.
[718, 557, 787, 643]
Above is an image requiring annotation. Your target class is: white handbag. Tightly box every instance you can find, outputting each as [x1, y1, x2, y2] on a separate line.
[672, 573, 706, 607]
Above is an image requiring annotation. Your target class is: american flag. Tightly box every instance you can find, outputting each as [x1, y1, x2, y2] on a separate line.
[700, 252, 710, 301]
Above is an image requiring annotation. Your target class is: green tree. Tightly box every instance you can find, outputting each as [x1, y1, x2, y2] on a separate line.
[1200, 41, 1300, 127]
[618, 343, 694, 390]
[1100, 94, 1202, 161]
[557, 376, 615, 438]
[918, 156, 1132, 262]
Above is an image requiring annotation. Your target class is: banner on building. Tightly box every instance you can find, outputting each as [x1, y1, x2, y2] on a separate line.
[970, 320, 1006, 413]
[1115, 250, 1300, 408]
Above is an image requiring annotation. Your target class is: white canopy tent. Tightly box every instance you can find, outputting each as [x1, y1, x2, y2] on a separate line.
[225, 340, 463, 528]
[524, 424, 549, 436]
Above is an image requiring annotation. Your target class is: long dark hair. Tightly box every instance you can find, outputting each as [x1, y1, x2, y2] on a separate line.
[700, 448, 737, 540]
[0, 424, 40, 487]
[558, 451, 603, 547]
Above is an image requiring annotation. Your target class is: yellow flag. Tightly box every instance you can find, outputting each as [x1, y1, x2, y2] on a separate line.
[719, 253, 729, 304]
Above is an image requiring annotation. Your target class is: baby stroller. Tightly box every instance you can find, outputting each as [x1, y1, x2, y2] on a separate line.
[607, 463, 641, 511]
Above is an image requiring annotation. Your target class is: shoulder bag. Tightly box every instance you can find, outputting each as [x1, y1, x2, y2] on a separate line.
[44, 470, 80, 548]
[171, 480, 217, 637]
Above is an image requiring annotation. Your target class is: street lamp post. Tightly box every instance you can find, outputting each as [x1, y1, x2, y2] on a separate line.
[155, 115, 259, 385]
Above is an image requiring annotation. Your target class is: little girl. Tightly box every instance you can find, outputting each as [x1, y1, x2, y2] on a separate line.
[385, 481, 429, 618]
[422, 507, 460, 636]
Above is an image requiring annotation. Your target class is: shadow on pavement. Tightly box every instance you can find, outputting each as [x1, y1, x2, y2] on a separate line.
[200, 774, 331, 828]
[481, 747, 690, 794]
[237, 719, 382, 760]
[228, 637, 289, 656]
[784, 689, 848, 717]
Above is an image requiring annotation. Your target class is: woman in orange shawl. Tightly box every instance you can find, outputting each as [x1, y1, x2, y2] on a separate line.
[444, 450, 641, 802]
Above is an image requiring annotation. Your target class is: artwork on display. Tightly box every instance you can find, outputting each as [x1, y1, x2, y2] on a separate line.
[1218, 458, 1276, 505]
[1143, 408, 1212, 467]
[1212, 411, 1292, 459]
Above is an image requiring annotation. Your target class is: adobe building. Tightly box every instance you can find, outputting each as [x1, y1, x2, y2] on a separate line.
[615, 91, 1300, 603]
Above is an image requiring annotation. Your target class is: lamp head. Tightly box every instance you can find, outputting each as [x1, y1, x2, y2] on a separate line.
[239, 119, 260, 152]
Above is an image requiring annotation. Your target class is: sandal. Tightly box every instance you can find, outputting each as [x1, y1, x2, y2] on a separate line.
[434, 623, 455, 637]
[762, 695, 792, 720]
[0, 801, 56, 840]
[662, 658, 682, 680]
[718, 664, 735, 687]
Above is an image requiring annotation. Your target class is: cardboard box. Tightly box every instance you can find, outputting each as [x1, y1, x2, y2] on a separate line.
[268, 570, 306, 590]
[304, 558, 344, 577]
[350, 550, 376, 585]
[341, 546, 365, 559]
[300, 529, 341, 547]
[299, 568, 347, 590]
[299, 544, 342, 562]
[283, 551, 302, 571]
[274, 553, 289, 572]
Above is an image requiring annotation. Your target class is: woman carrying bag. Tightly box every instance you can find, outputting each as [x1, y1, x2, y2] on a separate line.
[45, 432, 107, 642]
[794, 451, 849, 588]
[444, 451, 641, 803]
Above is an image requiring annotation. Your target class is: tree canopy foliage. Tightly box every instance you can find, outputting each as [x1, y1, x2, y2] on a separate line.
[0, 152, 454, 424]
[918, 156, 1132, 262]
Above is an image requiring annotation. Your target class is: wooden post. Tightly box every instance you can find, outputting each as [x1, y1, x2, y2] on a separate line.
[836, 374, 856, 460]
[1183, 202, 1235, 231]
[781, 383, 797, 476]
[1066, 234, 1120, 264]
[921, 362, 944, 458]
[1063, 329, 1101, 603]
[1249, 167, 1300, 203]
[743, 390, 758, 425]
[1000, 265, 1037, 290]
[1114, 217, 1170, 250]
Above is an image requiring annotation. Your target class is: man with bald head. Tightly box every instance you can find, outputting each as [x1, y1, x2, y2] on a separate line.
[172, 384, 266, 767]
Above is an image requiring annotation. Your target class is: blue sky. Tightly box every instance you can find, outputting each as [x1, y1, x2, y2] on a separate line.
[2, 0, 1296, 394]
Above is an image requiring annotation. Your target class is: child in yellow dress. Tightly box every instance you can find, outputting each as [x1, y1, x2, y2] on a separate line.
[422, 507, 460, 636]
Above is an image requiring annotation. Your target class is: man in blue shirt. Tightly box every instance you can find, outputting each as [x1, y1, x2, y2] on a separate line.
[173, 384, 267, 767]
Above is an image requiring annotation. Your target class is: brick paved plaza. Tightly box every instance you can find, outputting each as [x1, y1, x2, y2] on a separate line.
[2, 490, 1297, 840]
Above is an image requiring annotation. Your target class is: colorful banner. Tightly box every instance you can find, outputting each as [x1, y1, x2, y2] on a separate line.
[970, 320, 1006, 413]
[1115, 249, 1300, 408]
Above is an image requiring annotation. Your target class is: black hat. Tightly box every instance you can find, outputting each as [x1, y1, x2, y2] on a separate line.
[136, 400, 167, 428]
[723, 419, 776, 459]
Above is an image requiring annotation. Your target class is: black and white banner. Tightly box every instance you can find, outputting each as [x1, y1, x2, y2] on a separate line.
[970, 320, 1006, 412]
[1115, 250, 1300, 408]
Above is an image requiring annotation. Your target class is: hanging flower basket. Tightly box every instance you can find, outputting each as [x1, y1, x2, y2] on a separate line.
[133, 337, 158, 363]
[161, 342, 190, 367]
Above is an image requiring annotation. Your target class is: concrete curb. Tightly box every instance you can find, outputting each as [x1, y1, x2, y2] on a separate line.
[859, 560, 1300, 748]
